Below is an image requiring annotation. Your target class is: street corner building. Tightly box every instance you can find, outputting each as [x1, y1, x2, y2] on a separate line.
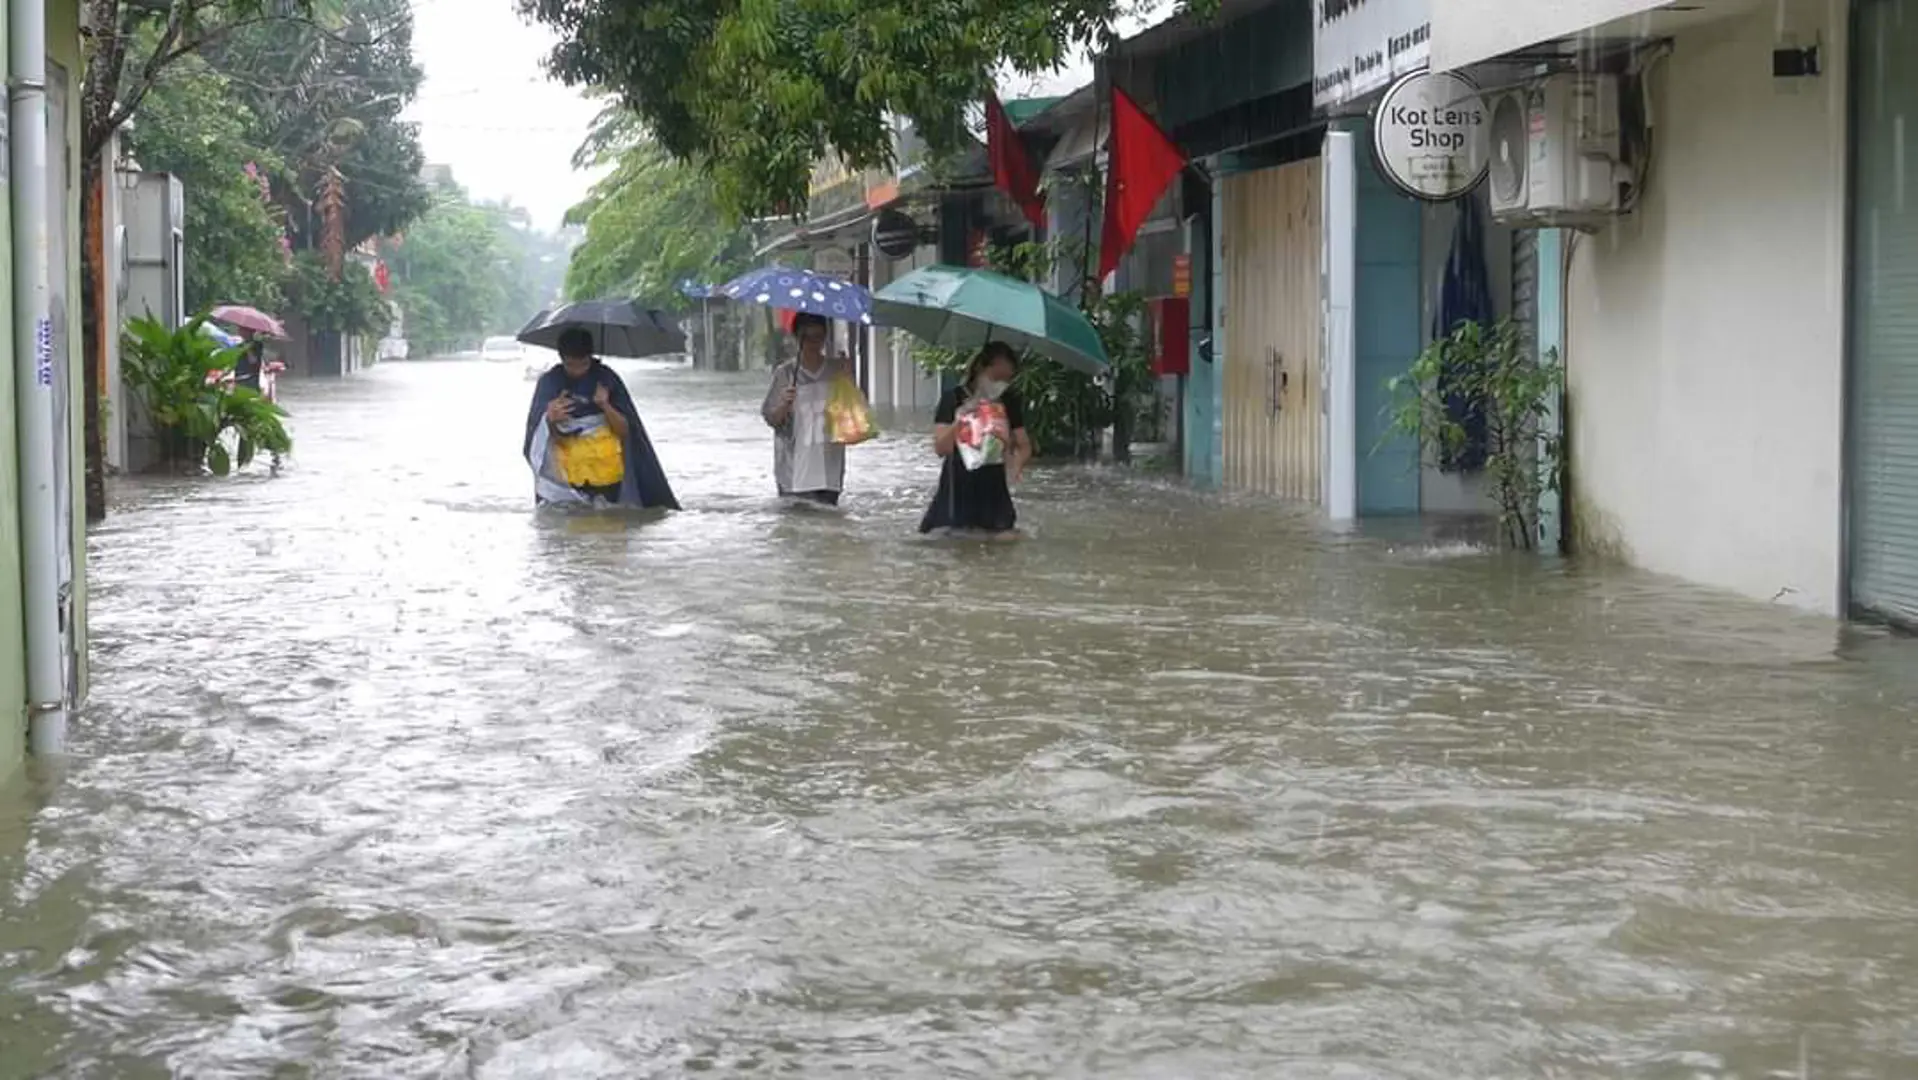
[0, 0, 91, 778]
[1414, 0, 1909, 626]
[1078, 0, 1918, 630]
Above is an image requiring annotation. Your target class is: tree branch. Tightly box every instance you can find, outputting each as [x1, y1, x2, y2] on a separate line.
[91, 3, 408, 160]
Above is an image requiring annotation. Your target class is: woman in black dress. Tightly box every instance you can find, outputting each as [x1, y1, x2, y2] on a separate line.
[919, 342, 1032, 535]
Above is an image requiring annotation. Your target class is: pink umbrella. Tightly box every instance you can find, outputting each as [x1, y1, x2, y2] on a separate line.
[210, 304, 288, 338]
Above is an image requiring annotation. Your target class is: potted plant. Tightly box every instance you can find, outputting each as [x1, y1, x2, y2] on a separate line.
[1384, 317, 1563, 549]
[121, 314, 294, 475]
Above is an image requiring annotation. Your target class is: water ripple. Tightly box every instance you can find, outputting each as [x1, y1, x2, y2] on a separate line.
[1, 361, 1916, 1077]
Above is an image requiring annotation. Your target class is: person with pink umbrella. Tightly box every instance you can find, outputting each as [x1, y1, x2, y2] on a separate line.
[210, 304, 288, 339]
[211, 304, 287, 397]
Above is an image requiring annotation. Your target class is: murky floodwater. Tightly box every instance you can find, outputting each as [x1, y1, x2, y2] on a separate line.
[4, 359, 1918, 1078]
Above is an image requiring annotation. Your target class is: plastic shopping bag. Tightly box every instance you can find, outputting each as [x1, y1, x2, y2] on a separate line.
[955, 400, 1009, 471]
[553, 419, 626, 487]
[825, 376, 878, 445]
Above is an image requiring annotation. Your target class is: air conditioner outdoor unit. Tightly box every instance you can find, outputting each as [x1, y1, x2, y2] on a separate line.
[1487, 73, 1627, 227]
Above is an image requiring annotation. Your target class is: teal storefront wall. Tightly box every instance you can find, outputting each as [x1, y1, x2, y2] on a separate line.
[1353, 121, 1423, 515]
[1183, 165, 1226, 487]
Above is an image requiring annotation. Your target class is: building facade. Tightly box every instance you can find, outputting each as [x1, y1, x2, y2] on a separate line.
[1429, 0, 1907, 623]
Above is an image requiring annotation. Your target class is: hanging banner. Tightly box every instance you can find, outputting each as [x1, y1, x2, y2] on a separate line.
[1370, 70, 1489, 201]
[1314, 0, 1432, 109]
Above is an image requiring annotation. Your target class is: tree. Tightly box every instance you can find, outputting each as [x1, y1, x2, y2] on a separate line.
[562, 133, 757, 309]
[80, 0, 321, 518]
[383, 185, 569, 356]
[520, 0, 1215, 219]
[122, 55, 289, 314]
[184, 0, 430, 356]
[386, 187, 514, 355]
[206, 0, 429, 254]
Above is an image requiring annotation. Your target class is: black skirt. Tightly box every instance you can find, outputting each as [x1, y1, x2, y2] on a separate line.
[919, 455, 1016, 533]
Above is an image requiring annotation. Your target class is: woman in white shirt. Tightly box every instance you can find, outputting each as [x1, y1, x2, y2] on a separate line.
[760, 312, 852, 505]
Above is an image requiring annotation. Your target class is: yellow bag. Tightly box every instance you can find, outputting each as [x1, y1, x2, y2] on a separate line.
[825, 375, 878, 446]
[554, 422, 626, 487]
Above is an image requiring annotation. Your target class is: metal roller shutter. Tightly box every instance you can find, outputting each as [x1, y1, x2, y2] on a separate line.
[1849, 0, 1918, 625]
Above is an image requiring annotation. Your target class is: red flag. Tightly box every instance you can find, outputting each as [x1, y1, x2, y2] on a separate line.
[1098, 85, 1187, 282]
[986, 91, 1047, 230]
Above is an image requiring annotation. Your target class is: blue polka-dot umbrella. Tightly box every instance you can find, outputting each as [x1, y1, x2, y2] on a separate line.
[715, 266, 873, 326]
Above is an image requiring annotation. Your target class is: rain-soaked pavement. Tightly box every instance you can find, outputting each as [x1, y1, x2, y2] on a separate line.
[4, 358, 1918, 1078]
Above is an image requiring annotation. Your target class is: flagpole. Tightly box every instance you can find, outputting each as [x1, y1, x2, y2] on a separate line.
[1081, 40, 1108, 308]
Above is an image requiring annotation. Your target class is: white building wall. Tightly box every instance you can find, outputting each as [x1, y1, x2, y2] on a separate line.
[866, 247, 895, 407]
[1430, 0, 1756, 72]
[883, 242, 942, 413]
[1565, 0, 1846, 613]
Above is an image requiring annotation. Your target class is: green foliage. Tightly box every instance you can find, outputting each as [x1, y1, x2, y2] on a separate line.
[281, 251, 393, 338]
[910, 240, 1152, 460]
[384, 183, 557, 355]
[205, 0, 430, 251]
[212, 383, 295, 475]
[522, 0, 1218, 218]
[82, 1, 326, 163]
[107, 0, 429, 349]
[563, 134, 758, 309]
[79, 0, 324, 517]
[120, 314, 293, 475]
[1385, 318, 1563, 550]
[124, 54, 289, 313]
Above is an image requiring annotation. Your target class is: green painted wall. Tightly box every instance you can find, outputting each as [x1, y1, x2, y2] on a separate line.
[0, 6, 23, 779]
[0, 0, 88, 780]
[1354, 122, 1423, 514]
[54, 0, 85, 706]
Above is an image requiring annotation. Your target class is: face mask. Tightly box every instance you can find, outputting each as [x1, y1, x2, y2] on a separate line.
[977, 378, 1009, 402]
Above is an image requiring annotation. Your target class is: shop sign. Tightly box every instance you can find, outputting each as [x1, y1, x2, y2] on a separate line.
[1370, 69, 1488, 201]
[1171, 253, 1192, 298]
[1313, 0, 1431, 109]
[872, 208, 920, 259]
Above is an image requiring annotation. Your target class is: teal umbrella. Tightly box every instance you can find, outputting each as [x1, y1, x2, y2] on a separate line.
[872, 264, 1109, 375]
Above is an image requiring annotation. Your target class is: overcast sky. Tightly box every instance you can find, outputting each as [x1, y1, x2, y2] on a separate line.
[401, 1, 1169, 232]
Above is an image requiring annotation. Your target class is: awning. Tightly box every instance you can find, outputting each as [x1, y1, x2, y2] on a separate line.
[755, 201, 877, 257]
[1431, 0, 1757, 73]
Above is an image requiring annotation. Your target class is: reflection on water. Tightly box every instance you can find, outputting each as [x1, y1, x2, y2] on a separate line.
[3, 360, 1917, 1077]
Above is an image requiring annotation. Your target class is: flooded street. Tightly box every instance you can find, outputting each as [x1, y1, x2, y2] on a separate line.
[5, 359, 1918, 1078]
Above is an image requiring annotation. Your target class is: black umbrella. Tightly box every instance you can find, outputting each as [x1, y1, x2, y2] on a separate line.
[516, 308, 552, 338]
[516, 299, 687, 359]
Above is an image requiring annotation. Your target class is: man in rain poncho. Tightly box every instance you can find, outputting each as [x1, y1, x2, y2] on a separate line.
[523, 328, 680, 509]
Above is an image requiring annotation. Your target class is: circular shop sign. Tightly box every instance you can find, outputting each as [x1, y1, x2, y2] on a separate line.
[871, 207, 920, 260]
[1371, 69, 1490, 201]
